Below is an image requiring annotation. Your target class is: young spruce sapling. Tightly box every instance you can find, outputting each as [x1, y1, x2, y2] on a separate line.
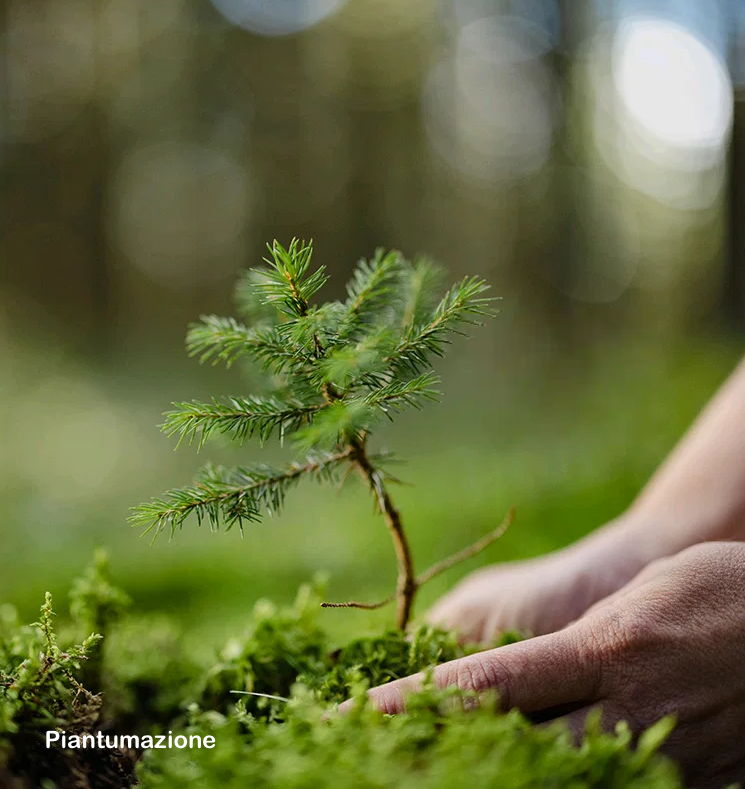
[130, 240, 513, 629]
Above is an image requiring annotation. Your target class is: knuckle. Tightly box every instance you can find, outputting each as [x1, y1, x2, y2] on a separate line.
[582, 604, 656, 675]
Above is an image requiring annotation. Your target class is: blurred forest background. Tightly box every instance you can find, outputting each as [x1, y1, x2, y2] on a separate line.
[1, 0, 744, 649]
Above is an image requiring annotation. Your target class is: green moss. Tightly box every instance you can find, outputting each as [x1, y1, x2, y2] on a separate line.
[0, 555, 196, 788]
[198, 581, 469, 719]
[0, 560, 687, 789]
[101, 614, 201, 733]
[0, 590, 133, 787]
[138, 688, 683, 789]
[143, 582, 684, 789]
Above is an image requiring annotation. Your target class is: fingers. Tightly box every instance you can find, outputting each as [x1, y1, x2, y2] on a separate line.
[424, 576, 496, 642]
[338, 673, 423, 715]
[580, 555, 674, 620]
[345, 627, 602, 716]
[424, 597, 458, 629]
[425, 601, 488, 644]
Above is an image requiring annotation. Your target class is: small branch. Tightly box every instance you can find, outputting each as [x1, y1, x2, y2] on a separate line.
[416, 508, 515, 587]
[132, 448, 354, 538]
[163, 398, 322, 448]
[321, 510, 514, 622]
[320, 593, 395, 611]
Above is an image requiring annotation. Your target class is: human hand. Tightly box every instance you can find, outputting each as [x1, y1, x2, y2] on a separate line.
[426, 516, 649, 642]
[347, 542, 745, 789]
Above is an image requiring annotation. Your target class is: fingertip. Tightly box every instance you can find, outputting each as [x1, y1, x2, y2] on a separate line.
[425, 607, 487, 645]
[372, 673, 428, 714]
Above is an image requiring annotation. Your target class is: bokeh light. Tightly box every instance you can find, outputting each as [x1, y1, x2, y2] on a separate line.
[590, 15, 732, 211]
[613, 18, 731, 168]
[440, 0, 560, 52]
[209, 0, 349, 36]
[422, 15, 556, 184]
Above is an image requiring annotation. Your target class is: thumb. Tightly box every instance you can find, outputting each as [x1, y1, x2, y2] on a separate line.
[344, 628, 602, 716]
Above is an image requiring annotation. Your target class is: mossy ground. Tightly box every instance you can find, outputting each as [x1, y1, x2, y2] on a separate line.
[0, 557, 685, 789]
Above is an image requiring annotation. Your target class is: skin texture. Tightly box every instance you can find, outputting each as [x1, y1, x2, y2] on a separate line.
[343, 543, 745, 789]
[428, 356, 745, 645]
[424, 516, 654, 641]
[345, 357, 745, 788]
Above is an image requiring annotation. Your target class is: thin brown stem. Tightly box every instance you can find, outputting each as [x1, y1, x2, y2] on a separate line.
[351, 438, 417, 630]
[320, 593, 394, 611]
[416, 508, 515, 587]
[319, 443, 513, 632]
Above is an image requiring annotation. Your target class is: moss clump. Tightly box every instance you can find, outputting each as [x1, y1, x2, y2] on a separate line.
[0, 592, 136, 788]
[144, 583, 684, 789]
[198, 582, 467, 716]
[0, 555, 199, 788]
[138, 685, 682, 789]
[101, 615, 201, 734]
[0, 560, 687, 789]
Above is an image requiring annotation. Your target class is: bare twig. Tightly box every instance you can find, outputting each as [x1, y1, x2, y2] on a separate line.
[320, 592, 395, 611]
[416, 508, 514, 587]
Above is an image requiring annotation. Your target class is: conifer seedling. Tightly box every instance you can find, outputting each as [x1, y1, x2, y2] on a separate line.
[131, 240, 513, 629]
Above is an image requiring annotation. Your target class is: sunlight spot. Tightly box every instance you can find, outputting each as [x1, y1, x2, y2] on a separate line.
[209, 0, 348, 36]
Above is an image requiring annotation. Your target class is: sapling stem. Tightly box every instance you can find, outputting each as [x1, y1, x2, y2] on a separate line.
[351, 438, 417, 628]
[321, 494, 514, 629]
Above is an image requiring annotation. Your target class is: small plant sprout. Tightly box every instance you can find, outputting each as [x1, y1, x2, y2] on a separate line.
[130, 239, 513, 630]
